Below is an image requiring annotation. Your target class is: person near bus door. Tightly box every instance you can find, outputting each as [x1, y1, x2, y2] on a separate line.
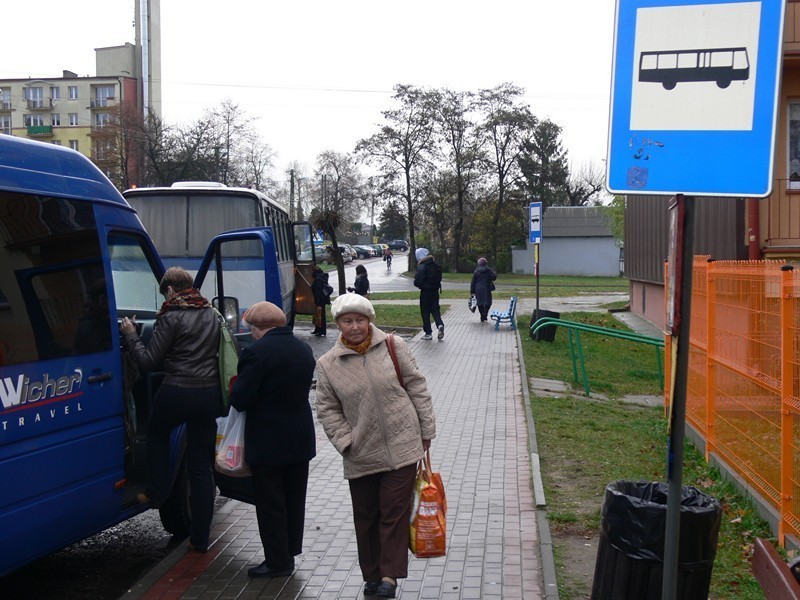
[120, 266, 220, 554]
[470, 257, 497, 323]
[230, 301, 316, 578]
[311, 266, 333, 337]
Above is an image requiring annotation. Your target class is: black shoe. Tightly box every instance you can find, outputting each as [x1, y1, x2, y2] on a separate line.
[363, 580, 380, 596]
[247, 560, 294, 578]
[376, 581, 397, 598]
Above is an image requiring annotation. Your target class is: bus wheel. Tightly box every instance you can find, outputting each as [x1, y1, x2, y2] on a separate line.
[662, 81, 676, 90]
[717, 80, 731, 89]
[159, 460, 191, 536]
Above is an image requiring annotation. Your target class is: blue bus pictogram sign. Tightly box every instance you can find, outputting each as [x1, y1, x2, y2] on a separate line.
[606, 0, 785, 197]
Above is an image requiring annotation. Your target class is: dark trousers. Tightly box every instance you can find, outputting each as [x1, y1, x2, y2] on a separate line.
[419, 289, 444, 335]
[312, 305, 327, 335]
[147, 384, 220, 550]
[478, 305, 490, 321]
[348, 463, 417, 581]
[252, 461, 310, 569]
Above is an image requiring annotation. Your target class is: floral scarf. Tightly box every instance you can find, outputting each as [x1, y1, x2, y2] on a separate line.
[157, 288, 211, 318]
[341, 330, 373, 355]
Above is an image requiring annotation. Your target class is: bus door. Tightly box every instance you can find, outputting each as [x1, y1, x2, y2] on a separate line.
[194, 228, 283, 337]
[0, 194, 125, 576]
[292, 221, 316, 316]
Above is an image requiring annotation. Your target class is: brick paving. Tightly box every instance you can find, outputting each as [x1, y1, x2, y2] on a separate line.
[128, 301, 546, 599]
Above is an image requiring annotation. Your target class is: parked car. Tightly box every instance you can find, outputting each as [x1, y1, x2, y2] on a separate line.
[370, 244, 383, 256]
[387, 239, 409, 251]
[352, 245, 373, 259]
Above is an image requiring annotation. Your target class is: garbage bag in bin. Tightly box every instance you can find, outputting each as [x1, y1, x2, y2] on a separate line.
[590, 480, 722, 600]
[529, 309, 560, 342]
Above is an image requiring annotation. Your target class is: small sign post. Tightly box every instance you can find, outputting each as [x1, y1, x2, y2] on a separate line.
[530, 202, 543, 316]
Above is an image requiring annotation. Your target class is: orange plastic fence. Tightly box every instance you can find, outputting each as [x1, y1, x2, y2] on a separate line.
[666, 258, 800, 546]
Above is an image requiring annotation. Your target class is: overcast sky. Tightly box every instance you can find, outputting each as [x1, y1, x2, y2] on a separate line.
[3, 0, 615, 179]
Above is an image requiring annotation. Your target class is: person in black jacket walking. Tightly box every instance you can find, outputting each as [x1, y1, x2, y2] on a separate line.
[470, 257, 497, 323]
[311, 266, 333, 336]
[413, 248, 445, 340]
[230, 301, 316, 578]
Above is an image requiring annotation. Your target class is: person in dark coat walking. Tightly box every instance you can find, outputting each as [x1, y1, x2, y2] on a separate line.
[413, 248, 445, 340]
[470, 257, 497, 323]
[230, 301, 317, 579]
[311, 266, 333, 336]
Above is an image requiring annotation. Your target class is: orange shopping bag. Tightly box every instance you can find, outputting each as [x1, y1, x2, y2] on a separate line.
[409, 449, 446, 558]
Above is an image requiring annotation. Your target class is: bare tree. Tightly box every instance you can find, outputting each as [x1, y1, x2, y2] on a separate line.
[565, 162, 607, 206]
[356, 84, 436, 269]
[476, 83, 536, 265]
[431, 88, 483, 271]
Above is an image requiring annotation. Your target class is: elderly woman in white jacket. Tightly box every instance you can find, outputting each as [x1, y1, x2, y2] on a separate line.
[316, 293, 436, 599]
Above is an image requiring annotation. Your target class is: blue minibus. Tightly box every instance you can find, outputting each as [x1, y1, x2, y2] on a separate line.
[0, 135, 315, 576]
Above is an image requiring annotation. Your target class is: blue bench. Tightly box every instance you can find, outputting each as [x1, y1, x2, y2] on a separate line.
[490, 296, 518, 330]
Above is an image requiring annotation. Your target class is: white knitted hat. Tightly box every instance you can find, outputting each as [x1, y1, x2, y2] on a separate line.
[415, 247, 429, 261]
[331, 293, 376, 322]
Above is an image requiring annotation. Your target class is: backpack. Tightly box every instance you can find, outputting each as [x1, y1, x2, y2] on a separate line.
[214, 309, 240, 414]
[427, 261, 443, 289]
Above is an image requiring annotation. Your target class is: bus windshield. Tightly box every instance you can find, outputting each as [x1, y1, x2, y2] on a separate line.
[126, 193, 262, 257]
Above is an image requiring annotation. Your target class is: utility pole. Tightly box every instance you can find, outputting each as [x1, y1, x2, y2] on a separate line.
[289, 169, 295, 221]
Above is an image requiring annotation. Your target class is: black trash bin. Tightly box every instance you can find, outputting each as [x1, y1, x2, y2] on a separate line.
[529, 309, 560, 342]
[590, 480, 722, 600]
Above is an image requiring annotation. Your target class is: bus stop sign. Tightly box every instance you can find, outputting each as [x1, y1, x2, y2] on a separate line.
[606, 0, 785, 197]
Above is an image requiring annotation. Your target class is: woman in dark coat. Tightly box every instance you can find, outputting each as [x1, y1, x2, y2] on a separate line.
[470, 257, 497, 323]
[230, 301, 316, 578]
[311, 266, 333, 337]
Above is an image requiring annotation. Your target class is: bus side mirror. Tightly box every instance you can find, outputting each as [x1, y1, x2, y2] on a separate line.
[213, 296, 240, 331]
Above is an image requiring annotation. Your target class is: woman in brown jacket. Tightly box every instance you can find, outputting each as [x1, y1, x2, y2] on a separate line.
[316, 294, 436, 599]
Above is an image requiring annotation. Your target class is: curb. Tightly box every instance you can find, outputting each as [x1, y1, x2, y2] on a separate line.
[515, 325, 560, 599]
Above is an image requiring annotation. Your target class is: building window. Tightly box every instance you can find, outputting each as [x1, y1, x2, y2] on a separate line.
[69, 139, 79, 151]
[0, 115, 11, 135]
[92, 85, 115, 107]
[51, 86, 61, 101]
[24, 86, 44, 108]
[69, 113, 79, 126]
[68, 86, 78, 100]
[0, 88, 10, 110]
[51, 114, 61, 126]
[52, 140, 62, 146]
[95, 113, 111, 128]
[23, 114, 45, 127]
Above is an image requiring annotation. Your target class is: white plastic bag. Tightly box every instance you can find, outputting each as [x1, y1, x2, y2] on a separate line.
[468, 295, 477, 313]
[214, 407, 251, 477]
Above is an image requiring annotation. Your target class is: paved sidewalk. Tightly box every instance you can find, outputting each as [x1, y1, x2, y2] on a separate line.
[127, 302, 549, 599]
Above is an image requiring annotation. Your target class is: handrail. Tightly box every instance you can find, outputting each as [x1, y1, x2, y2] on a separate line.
[530, 317, 664, 396]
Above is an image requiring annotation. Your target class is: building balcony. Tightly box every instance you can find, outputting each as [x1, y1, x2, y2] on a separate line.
[0, 101, 11, 111]
[26, 98, 53, 110]
[27, 125, 53, 137]
[89, 97, 117, 109]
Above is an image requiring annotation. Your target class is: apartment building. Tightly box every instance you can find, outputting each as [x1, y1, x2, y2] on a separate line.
[0, 44, 141, 161]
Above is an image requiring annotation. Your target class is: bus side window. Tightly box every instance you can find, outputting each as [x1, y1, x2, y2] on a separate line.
[0, 192, 112, 364]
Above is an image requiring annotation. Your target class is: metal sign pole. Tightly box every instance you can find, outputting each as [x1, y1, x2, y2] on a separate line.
[662, 194, 696, 600]
[535, 243, 540, 317]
